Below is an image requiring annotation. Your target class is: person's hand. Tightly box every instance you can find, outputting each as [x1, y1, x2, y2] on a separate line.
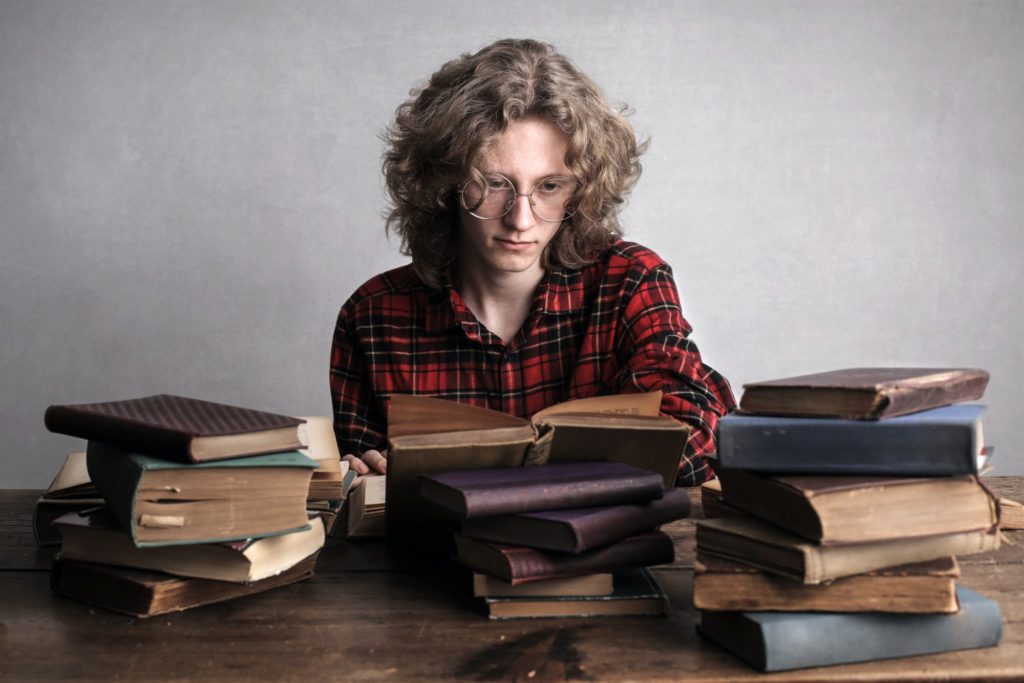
[342, 448, 387, 475]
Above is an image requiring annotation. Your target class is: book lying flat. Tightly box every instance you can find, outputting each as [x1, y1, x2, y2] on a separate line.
[87, 442, 317, 546]
[346, 474, 386, 539]
[386, 392, 688, 541]
[696, 516, 999, 584]
[693, 554, 960, 613]
[473, 572, 614, 598]
[716, 404, 988, 475]
[454, 530, 675, 585]
[419, 461, 665, 520]
[698, 586, 1002, 672]
[738, 367, 989, 420]
[45, 394, 307, 463]
[55, 508, 326, 582]
[716, 469, 998, 544]
[33, 451, 103, 546]
[51, 554, 318, 618]
[459, 487, 691, 554]
[483, 567, 668, 620]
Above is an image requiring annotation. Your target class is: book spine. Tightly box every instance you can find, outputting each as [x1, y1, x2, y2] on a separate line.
[503, 531, 675, 584]
[461, 477, 665, 518]
[85, 443, 146, 542]
[45, 406, 196, 462]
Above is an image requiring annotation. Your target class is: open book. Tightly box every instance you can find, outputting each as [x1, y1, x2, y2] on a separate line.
[385, 391, 690, 541]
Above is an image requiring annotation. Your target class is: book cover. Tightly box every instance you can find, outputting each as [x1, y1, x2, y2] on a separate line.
[86, 442, 316, 547]
[716, 404, 987, 475]
[459, 487, 690, 553]
[695, 516, 1000, 584]
[738, 367, 989, 420]
[346, 474, 386, 539]
[716, 469, 999, 544]
[473, 572, 614, 598]
[483, 567, 668, 619]
[45, 394, 306, 463]
[454, 530, 675, 585]
[698, 586, 1002, 672]
[419, 461, 665, 520]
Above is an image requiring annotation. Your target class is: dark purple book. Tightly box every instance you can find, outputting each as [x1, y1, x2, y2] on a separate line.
[459, 488, 691, 553]
[417, 461, 664, 519]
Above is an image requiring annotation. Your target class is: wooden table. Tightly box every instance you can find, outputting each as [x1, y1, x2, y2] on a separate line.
[1, 479, 1022, 682]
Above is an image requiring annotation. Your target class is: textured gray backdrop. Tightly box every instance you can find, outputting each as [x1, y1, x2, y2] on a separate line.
[2, 0, 1021, 486]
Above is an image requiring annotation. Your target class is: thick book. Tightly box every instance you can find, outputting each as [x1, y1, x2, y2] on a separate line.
[298, 416, 347, 501]
[483, 567, 668, 619]
[738, 367, 989, 420]
[696, 516, 999, 584]
[693, 554, 960, 613]
[419, 461, 664, 519]
[453, 530, 675, 585]
[86, 442, 317, 547]
[716, 469, 998, 544]
[55, 508, 326, 582]
[459, 487, 691, 553]
[698, 585, 1002, 672]
[716, 404, 988, 475]
[346, 474, 386, 539]
[51, 554, 318, 618]
[45, 394, 306, 463]
[473, 572, 614, 598]
[386, 392, 689, 540]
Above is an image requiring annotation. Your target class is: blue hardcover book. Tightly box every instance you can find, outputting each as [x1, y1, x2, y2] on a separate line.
[716, 404, 986, 475]
[699, 586, 1002, 672]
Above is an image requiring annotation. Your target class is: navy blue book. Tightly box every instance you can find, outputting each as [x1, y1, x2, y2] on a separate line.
[715, 404, 986, 475]
[699, 586, 1002, 672]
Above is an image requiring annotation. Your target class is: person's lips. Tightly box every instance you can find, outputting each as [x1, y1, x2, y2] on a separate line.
[495, 238, 534, 251]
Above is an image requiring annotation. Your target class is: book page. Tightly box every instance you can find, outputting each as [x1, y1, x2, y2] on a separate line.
[298, 416, 341, 463]
[48, 451, 91, 494]
[532, 391, 663, 422]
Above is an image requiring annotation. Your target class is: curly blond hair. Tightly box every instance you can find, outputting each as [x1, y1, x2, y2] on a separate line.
[383, 38, 644, 288]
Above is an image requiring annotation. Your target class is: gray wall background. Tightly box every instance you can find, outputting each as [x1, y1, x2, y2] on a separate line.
[2, 0, 1021, 486]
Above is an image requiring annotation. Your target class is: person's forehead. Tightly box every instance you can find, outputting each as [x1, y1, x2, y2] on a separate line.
[477, 119, 571, 177]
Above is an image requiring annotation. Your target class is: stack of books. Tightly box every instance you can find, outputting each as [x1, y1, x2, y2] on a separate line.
[419, 461, 691, 619]
[32, 451, 103, 545]
[298, 416, 358, 536]
[695, 368, 1004, 672]
[43, 394, 326, 618]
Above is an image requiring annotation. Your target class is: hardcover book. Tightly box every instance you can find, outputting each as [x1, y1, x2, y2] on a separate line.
[458, 487, 691, 553]
[453, 530, 675, 585]
[45, 394, 306, 463]
[715, 469, 998, 544]
[698, 586, 1002, 672]
[55, 508, 326, 583]
[693, 554, 959, 613]
[473, 572, 614, 598]
[716, 404, 988, 475]
[51, 554, 318, 618]
[346, 474, 386, 539]
[738, 367, 989, 420]
[32, 451, 103, 546]
[696, 516, 999, 584]
[86, 442, 317, 546]
[483, 567, 668, 619]
[419, 461, 664, 520]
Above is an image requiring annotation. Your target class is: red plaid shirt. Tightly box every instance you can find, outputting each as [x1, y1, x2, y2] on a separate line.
[330, 240, 736, 485]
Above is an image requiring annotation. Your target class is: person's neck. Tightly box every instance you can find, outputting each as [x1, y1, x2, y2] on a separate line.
[457, 261, 545, 344]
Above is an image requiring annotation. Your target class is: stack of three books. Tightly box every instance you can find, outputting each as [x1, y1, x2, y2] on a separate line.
[418, 461, 692, 619]
[695, 367, 1003, 672]
[42, 394, 331, 618]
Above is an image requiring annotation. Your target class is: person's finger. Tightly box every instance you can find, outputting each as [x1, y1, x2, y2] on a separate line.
[342, 453, 370, 475]
[362, 449, 387, 474]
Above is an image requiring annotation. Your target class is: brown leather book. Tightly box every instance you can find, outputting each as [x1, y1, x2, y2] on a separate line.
[738, 367, 989, 419]
[44, 394, 306, 463]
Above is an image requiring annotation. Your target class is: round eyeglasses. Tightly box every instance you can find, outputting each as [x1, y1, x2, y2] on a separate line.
[458, 173, 580, 223]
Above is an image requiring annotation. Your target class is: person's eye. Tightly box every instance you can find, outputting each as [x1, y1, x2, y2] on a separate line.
[485, 177, 509, 190]
[538, 178, 568, 194]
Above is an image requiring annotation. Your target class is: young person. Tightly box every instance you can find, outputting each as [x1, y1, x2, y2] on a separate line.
[331, 38, 735, 486]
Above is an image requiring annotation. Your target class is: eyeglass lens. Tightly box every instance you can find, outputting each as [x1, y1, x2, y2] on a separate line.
[461, 175, 577, 222]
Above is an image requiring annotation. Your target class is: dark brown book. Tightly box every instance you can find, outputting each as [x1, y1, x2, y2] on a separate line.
[454, 530, 675, 585]
[44, 394, 306, 463]
[483, 567, 668, 619]
[693, 554, 960, 613]
[717, 469, 999, 544]
[459, 487, 690, 553]
[738, 367, 989, 420]
[50, 554, 318, 618]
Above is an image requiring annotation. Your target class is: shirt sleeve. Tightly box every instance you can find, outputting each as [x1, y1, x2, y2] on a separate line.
[613, 263, 737, 486]
[329, 302, 387, 456]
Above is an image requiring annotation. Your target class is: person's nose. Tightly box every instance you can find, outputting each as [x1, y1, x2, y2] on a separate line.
[502, 193, 536, 232]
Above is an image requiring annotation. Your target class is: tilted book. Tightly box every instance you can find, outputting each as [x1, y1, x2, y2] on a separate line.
[698, 586, 1002, 672]
[459, 487, 691, 554]
[86, 442, 316, 547]
[716, 404, 988, 475]
[51, 554, 318, 618]
[716, 469, 999, 544]
[693, 554, 960, 613]
[738, 367, 989, 420]
[45, 394, 306, 463]
[454, 530, 675, 585]
[386, 392, 689, 541]
[696, 516, 999, 584]
[418, 461, 665, 520]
